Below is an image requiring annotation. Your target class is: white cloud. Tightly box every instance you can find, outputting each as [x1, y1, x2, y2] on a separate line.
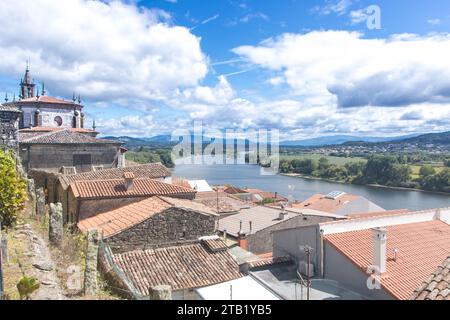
[0, 0, 208, 102]
[349, 9, 368, 25]
[428, 18, 441, 26]
[312, 0, 354, 16]
[233, 31, 450, 108]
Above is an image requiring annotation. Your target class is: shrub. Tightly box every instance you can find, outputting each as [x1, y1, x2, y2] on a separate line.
[0, 150, 27, 228]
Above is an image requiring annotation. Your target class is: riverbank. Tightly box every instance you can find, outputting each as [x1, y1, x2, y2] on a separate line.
[280, 173, 450, 196]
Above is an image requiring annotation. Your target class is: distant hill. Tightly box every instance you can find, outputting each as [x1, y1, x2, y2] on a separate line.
[392, 131, 450, 145]
[280, 134, 421, 147]
[342, 131, 450, 147]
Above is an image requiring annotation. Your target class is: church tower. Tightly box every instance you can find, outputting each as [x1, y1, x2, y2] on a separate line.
[20, 62, 35, 99]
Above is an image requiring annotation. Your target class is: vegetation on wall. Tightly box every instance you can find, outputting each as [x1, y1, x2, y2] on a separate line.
[0, 149, 27, 228]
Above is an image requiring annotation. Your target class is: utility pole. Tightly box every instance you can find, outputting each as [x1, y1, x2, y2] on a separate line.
[302, 245, 314, 301]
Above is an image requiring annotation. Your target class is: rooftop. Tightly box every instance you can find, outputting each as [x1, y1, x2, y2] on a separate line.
[19, 129, 119, 145]
[325, 219, 450, 300]
[194, 193, 253, 215]
[249, 262, 367, 300]
[77, 196, 217, 238]
[410, 256, 450, 300]
[112, 239, 243, 295]
[59, 163, 172, 189]
[196, 276, 280, 300]
[218, 206, 300, 237]
[291, 192, 385, 216]
[70, 177, 196, 200]
[19, 126, 98, 134]
[18, 95, 78, 105]
[245, 189, 289, 203]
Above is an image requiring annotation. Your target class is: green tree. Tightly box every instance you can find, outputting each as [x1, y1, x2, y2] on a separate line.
[345, 162, 365, 177]
[0, 150, 27, 228]
[419, 165, 436, 178]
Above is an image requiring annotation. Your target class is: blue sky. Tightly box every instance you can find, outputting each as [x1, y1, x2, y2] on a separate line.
[0, 0, 449, 139]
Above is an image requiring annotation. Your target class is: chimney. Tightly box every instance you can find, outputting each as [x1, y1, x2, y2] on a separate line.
[372, 227, 387, 274]
[123, 172, 135, 191]
[237, 221, 247, 250]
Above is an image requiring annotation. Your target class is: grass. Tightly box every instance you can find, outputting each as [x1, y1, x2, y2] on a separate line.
[280, 153, 367, 165]
[410, 165, 445, 180]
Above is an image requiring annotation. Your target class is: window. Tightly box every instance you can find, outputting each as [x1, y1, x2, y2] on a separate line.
[54, 116, 63, 126]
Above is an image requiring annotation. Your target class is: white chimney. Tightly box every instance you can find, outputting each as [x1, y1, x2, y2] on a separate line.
[372, 227, 387, 274]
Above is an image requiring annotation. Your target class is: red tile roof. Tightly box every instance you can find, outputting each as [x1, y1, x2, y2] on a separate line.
[245, 188, 289, 202]
[325, 220, 450, 300]
[59, 163, 172, 189]
[292, 193, 360, 213]
[19, 129, 119, 145]
[411, 257, 450, 300]
[77, 196, 216, 238]
[112, 241, 243, 294]
[78, 196, 171, 237]
[19, 95, 76, 105]
[70, 178, 196, 200]
[19, 127, 98, 134]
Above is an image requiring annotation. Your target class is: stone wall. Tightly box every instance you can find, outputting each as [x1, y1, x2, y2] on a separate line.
[106, 207, 216, 253]
[20, 144, 119, 173]
[246, 214, 336, 255]
[68, 196, 145, 223]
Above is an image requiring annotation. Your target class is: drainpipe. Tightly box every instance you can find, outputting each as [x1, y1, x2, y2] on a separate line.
[320, 229, 324, 278]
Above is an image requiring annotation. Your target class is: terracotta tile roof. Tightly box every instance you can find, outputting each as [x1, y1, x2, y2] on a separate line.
[411, 257, 450, 300]
[77, 196, 216, 238]
[224, 186, 248, 195]
[19, 127, 98, 134]
[70, 178, 196, 200]
[19, 129, 119, 144]
[123, 172, 135, 179]
[19, 95, 75, 105]
[77, 196, 171, 237]
[292, 192, 384, 215]
[247, 256, 293, 269]
[194, 194, 253, 214]
[325, 220, 450, 300]
[61, 163, 172, 187]
[201, 237, 229, 253]
[112, 241, 243, 294]
[245, 189, 289, 202]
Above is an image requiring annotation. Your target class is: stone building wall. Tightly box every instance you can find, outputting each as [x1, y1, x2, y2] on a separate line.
[106, 207, 216, 253]
[0, 108, 20, 150]
[20, 144, 119, 173]
[246, 214, 336, 255]
[76, 197, 145, 222]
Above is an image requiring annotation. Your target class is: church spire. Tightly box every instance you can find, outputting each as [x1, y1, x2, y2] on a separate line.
[4, 92, 8, 103]
[92, 119, 96, 131]
[20, 62, 35, 98]
[41, 81, 46, 96]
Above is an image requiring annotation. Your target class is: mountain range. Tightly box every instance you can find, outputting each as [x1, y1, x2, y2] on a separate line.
[103, 132, 442, 148]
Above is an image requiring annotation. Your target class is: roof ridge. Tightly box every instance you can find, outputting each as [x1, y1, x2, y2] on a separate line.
[21, 128, 65, 142]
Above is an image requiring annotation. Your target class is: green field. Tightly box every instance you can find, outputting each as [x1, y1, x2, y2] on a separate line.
[280, 153, 367, 166]
[410, 165, 445, 180]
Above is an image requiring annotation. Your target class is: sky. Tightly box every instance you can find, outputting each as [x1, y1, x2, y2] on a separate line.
[0, 0, 449, 139]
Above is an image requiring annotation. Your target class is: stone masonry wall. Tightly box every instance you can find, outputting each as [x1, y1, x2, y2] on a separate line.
[106, 207, 216, 253]
[20, 144, 119, 173]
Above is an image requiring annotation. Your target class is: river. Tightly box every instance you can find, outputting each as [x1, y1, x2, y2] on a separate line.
[173, 163, 449, 211]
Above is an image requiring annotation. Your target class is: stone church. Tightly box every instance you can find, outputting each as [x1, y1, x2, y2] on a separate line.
[0, 65, 126, 174]
[3, 64, 86, 130]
